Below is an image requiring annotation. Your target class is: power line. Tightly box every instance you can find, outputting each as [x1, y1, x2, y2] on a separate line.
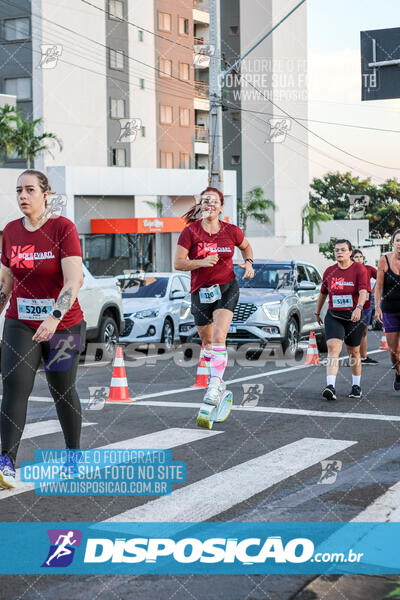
[223, 102, 400, 134]
[224, 61, 400, 170]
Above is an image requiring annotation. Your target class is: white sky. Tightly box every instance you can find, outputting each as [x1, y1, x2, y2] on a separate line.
[307, 0, 400, 183]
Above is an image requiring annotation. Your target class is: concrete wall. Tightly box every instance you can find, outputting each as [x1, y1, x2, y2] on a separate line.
[314, 219, 370, 246]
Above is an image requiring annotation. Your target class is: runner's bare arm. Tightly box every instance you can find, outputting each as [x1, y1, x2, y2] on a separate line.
[237, 238, 254, 279]
[0, 264, 13, 315]
[174, 244, 218, 270]
[53, 256, 84, 318]
[373, 256, 386, 321]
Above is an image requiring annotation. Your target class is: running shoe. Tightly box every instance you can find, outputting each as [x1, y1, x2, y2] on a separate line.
[348, 385, 362, 399]
[393, 374, 400, 392]
[361, 357, 378, 365]
[203, 378, 226, 408]
[60, 449, 83, 479]
[322, 385, 336, 401]
[0, 454, 16, 489]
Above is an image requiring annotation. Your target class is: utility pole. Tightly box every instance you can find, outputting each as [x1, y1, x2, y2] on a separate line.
[208, 0, 223, 192]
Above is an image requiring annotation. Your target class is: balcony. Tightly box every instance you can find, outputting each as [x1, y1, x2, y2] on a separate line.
[193, 0, 209, 25]
[194, 80, 210, 111]
[194, 125, 209, 155]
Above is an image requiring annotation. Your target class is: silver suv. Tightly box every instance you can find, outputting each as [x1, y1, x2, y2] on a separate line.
[179, 260, 327, 353]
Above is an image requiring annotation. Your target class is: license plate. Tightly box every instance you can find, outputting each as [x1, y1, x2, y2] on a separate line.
[229, 325, 237, 333]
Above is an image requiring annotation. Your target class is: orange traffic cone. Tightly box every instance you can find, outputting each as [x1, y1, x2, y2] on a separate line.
[305, 331, 320, 365]
[106, 346, 134, 403]
[380, 330, 389, 351]
[192, 345, 209, 388]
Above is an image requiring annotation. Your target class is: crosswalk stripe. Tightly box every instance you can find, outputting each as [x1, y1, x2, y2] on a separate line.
[103, 437, 356, 523]
[0, 428, 222, 499]
[22, 420, 96, 440]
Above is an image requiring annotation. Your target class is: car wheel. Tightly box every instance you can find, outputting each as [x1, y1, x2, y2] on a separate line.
[161, 319, 174, 350]
[95, 316, 119, 361]
[316, 333, 328, 353]
[282, 317, 299, 354]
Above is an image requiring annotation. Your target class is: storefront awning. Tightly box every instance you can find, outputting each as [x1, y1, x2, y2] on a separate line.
[91, 217, 186, 234]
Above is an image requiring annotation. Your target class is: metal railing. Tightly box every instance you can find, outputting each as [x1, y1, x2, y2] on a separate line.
[195, 126, 209, 142]
[194, 80, 209, 98]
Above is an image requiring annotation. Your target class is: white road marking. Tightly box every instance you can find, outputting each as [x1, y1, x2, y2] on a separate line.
[0, 428, 222, 499]
[353, 480, 400, 522]
[104, 437, 356, 522]
[22, 420, 96, 440]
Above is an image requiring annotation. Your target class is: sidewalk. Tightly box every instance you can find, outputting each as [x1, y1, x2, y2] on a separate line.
[291, 574, 400, 600]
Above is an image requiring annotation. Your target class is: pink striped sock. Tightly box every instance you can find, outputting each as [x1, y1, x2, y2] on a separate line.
[203, 347, 212, 374]
[210, 345, 228, 382]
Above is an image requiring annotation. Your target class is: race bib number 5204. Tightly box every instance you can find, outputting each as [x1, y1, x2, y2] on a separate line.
[17, 298, 55, 321]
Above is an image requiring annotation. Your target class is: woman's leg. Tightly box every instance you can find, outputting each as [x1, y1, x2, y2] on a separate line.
[1, 319, 42, 465]
[386, 332, 400, 373]
[209, 308, 233, 383]
[196, 323, 213, 374]
[346, 344, 362, 382]
[326, 338, 343, 385]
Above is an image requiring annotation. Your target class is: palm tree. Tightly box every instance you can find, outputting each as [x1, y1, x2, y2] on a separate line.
[0, 104, 18, 164]
[13, 114, 62, 168]
[301, 203, 332, 244]
[239, 186, 276, 236]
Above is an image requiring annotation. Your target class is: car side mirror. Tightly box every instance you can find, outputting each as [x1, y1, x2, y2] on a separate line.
[171, 290, 186, 299]
[298, 280, 317, 291]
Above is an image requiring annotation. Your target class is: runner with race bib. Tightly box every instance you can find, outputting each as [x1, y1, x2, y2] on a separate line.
[0, 170, 85, 489]
[315, 239, 368, 402]
[174, 187, 254, 427]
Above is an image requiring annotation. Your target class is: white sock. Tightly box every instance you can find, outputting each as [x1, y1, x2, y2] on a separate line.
[352, 375, 361, 386]
[327, 375, 336, 387]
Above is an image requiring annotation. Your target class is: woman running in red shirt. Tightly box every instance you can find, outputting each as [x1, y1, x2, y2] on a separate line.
[174, 187, 254, 410]
[0, 170, 85, 489]
[315, 239, 368, 401]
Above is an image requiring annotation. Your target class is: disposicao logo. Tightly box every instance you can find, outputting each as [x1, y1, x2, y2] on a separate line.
[42, 529, 82, 568]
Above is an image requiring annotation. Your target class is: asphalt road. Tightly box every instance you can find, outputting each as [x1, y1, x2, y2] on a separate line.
[1, 329, 400, 599]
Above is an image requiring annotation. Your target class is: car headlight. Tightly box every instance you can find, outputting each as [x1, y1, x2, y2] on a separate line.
[180, 301, 191, 321]
[129, 309, 159, 319]
[262, 301, 280, 321]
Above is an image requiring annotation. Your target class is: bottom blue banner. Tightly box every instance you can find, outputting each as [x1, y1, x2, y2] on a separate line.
[1, 522, 400, 574]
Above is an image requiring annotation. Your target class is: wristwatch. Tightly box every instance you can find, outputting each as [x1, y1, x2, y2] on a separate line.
[356, 304, 364, 310]
[52, 309, 62, 320]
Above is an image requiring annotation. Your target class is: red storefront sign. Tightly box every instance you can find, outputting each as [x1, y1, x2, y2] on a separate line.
[91, 216, 229, 234]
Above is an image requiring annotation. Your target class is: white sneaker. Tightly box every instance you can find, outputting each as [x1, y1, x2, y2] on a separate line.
[203, 378, 226, 408]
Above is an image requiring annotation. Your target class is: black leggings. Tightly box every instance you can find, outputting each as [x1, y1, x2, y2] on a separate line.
[1, 318, 85, 465]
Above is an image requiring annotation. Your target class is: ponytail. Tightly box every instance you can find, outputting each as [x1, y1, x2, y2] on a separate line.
[183, 186, 224, 224]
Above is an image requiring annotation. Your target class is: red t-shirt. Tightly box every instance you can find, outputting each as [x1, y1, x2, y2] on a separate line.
[177, 220, 245, 293]
[364, 264, 377, 310]
[1, 216, 84, 330]
[321, 262, 368, 311]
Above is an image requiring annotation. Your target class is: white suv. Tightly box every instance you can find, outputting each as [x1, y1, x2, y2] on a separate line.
[0, 264, 124, 360]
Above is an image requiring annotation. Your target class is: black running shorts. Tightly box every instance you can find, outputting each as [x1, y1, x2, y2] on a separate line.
[191, 278, 240, 326]
[324, 309, 366, 347]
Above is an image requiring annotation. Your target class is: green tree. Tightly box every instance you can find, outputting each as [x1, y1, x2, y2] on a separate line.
[239, 186, 276, 236]
[143, 197, 163, 216]
[319, 237, 339, 261]
[301, 203, 333, 244]
[13, 114, 62, 168]
[309, 171, 373, 220]
[0, 104, 18, 164]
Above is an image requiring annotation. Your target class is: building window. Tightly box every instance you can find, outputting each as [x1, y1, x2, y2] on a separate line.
[178, 17, 189, 35]
[141, 126, 146, 137]
[4, 77, 31, 100]
[159, 57, 172, 78]
[138, 30, 144, 41]
[3, 17, 30, 41]
[139, 78, 145, 89]
[179, 62, 190, 81]
[159, 104, 173, 124]
[110, 98, 125, 118]
[158, 12, 171, 32]
[229, 25, 239, 35]
[108, 0, 124, 20]
[231, 155, 240, 165]
[111, 148, 126, 167]
[179, 107, 190, 127]
[161, 152, 174, 168]
[180, 152, 190, 168]
[109, 49, 124, 70]
[231, 111, 240, 122]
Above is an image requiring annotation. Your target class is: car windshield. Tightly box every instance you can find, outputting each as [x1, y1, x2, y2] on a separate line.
[121, 277, 168, 298]
[234, 264, 294, 289]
